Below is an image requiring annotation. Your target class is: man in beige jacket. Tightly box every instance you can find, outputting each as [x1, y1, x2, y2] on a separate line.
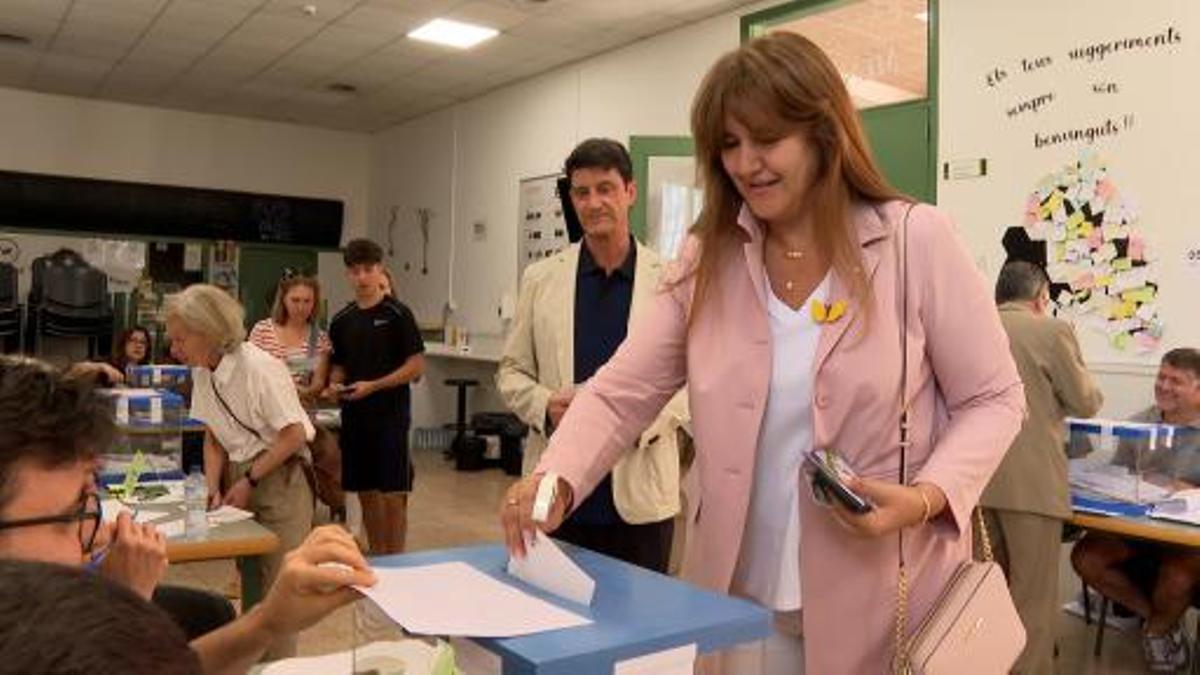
[981, 261, 1104, 675]
[498, 138, 685, 573]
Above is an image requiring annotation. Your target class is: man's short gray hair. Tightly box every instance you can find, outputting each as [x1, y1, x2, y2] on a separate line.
[166, 284, 246, 354]
[995, 261, 1049, 305]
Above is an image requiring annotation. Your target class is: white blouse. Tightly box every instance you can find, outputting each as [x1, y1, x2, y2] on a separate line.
[731, 273, 828, 611]
[190, 342, 315, 463]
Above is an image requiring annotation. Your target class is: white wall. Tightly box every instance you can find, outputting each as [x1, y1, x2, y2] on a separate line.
[369, 11, 744, 429]
[0, 86, 371, 319]
[0, 87, 370, 237]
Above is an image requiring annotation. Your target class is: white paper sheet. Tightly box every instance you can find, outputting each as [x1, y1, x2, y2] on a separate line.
[100, 499, 173, 524]
[206, 505, 254, 525]
[357, 561, 591, 637]
[506, 530, 595, 605]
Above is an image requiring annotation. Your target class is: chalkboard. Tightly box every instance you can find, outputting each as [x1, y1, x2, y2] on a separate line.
[0, 170, 343, 249]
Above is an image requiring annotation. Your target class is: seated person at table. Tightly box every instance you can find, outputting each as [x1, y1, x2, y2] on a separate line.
[0, 355, 376, 674]
[1072, 348, 1200, 672]
[0, 558, 202, 674]
[64, 326, 155, 387]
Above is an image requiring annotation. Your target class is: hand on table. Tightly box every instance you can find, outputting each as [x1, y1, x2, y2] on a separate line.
[250, 525, 376, 640]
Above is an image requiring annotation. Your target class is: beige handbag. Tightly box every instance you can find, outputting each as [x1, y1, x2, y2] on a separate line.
[890, 204, 1026, 675]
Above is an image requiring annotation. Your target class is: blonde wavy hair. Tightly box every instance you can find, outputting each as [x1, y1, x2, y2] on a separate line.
[166, 284, 246, 355]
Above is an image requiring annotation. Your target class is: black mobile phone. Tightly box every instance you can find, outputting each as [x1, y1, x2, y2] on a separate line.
[805, 450, 874, 514]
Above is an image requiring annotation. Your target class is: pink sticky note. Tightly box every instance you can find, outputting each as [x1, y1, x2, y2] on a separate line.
[1128, 234, 1145, 261]
[1096, 178, 1115, 202]
[1135, 332, 1160, 353]
[1087, 228, 1103, 249]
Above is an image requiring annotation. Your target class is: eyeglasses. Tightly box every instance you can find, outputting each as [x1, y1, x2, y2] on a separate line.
[0, 492, 102, 554]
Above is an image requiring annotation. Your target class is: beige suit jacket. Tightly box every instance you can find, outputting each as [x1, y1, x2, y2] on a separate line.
[982, 303, 1104, 519]
[497, 240, 687, 524]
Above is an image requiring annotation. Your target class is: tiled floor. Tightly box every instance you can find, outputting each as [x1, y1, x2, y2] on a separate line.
[167, 449, 1160, 672]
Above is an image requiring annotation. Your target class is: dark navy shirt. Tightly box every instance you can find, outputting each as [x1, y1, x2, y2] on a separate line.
[568, 240, 636, 525]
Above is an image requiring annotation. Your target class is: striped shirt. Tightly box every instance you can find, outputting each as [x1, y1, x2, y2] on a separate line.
[248, 319, 331, 385]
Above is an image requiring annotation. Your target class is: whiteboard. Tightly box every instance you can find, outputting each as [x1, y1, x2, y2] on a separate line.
[938, 1, 1198, 366]
[517, 174, 570, 280]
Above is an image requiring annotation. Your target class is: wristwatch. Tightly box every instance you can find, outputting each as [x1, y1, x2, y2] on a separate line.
[244, 468, 259, 488]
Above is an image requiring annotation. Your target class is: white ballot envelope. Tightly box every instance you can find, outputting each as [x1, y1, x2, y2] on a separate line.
[506, 529, 596, 606]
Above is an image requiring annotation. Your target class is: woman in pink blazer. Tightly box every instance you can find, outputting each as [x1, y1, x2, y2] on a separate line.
[502, 33, 1024, 673]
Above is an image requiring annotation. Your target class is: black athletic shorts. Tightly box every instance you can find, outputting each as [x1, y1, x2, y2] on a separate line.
[339, 412, 413, 493]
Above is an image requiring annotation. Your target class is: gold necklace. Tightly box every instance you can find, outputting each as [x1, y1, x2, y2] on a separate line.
[768, 242, 805, 291]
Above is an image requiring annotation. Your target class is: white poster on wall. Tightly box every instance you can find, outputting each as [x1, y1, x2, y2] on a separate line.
[938, 1, 1197, 364]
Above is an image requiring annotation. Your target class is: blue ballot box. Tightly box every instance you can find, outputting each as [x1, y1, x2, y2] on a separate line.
[373, 544, 771, 675]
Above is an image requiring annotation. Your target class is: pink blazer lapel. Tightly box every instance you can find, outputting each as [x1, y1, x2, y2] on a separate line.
[813, 203, 892, 373]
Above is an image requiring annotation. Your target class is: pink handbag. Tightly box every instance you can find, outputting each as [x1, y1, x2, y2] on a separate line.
[890, 205, 1026, 674]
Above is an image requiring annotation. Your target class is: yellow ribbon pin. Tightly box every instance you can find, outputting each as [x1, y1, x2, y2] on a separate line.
[810, 299, 847, 324]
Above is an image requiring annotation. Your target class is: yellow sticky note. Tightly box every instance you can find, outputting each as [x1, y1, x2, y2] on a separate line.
[1067, 211, 1085, 229]
[1108, 299, 1136, 319]
[1079, 221, 1094, 237]
[1111, 332, 1132, 350]
[1096, 274, 1114, 287]
[1112, 257, 1133, 271]
[1122, 287, 1154, 304]
[1046, 191, 1064, 213]
[1051, 243, 1066, 262]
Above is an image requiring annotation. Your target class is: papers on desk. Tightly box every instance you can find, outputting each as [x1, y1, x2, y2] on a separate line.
[207, 505, 254, 525]
[100, 499, 173, 524]
[1149, 489, 1200, 526]
[357, 561, 591, 638]
[506, 530, 595, 605]
[1068, 460, 1170, 503]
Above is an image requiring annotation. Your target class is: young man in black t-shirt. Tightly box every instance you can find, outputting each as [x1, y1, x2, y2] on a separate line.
[324, 239, 424, 554]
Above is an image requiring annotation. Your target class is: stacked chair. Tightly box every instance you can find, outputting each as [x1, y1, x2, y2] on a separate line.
[0, 262, 19, 353]
[26, 249, 114, 358]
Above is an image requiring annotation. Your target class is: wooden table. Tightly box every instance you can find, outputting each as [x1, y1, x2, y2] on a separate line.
[1069, 511, 1200, 547]
[153, 507, 280, 609]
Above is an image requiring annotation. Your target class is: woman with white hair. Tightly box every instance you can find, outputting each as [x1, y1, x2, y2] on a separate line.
[165, 283, 314, 658]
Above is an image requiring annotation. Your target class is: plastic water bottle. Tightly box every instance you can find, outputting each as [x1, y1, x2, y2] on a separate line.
[184, 468, 209, 538]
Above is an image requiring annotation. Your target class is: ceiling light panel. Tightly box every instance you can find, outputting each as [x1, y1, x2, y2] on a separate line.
[407, 18, 498, 49]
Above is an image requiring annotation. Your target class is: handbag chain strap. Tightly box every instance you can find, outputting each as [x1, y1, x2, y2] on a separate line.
[891, 205, 996, 674]
[893, 203, 914, 674]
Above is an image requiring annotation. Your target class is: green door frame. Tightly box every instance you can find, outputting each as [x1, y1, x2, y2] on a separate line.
[740, 0, 940, 203]
[628, 135, 696, 242]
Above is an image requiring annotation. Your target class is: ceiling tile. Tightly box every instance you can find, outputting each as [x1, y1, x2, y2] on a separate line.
[229, 14, 323, 45]
[336, 5, 422, 34]
[157, 0, 249, 29]
[51, 34, 132, 61]
[0, 48, 39, 82]
[310, 24, 398, 51]
[255, 64, 321, 86]
[260, 0, 360, 19]
[73, 0, 168, 15]
[446, 1, 536, 31]
[64, 4, 158, 31]
[2, 0, 72, 22]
